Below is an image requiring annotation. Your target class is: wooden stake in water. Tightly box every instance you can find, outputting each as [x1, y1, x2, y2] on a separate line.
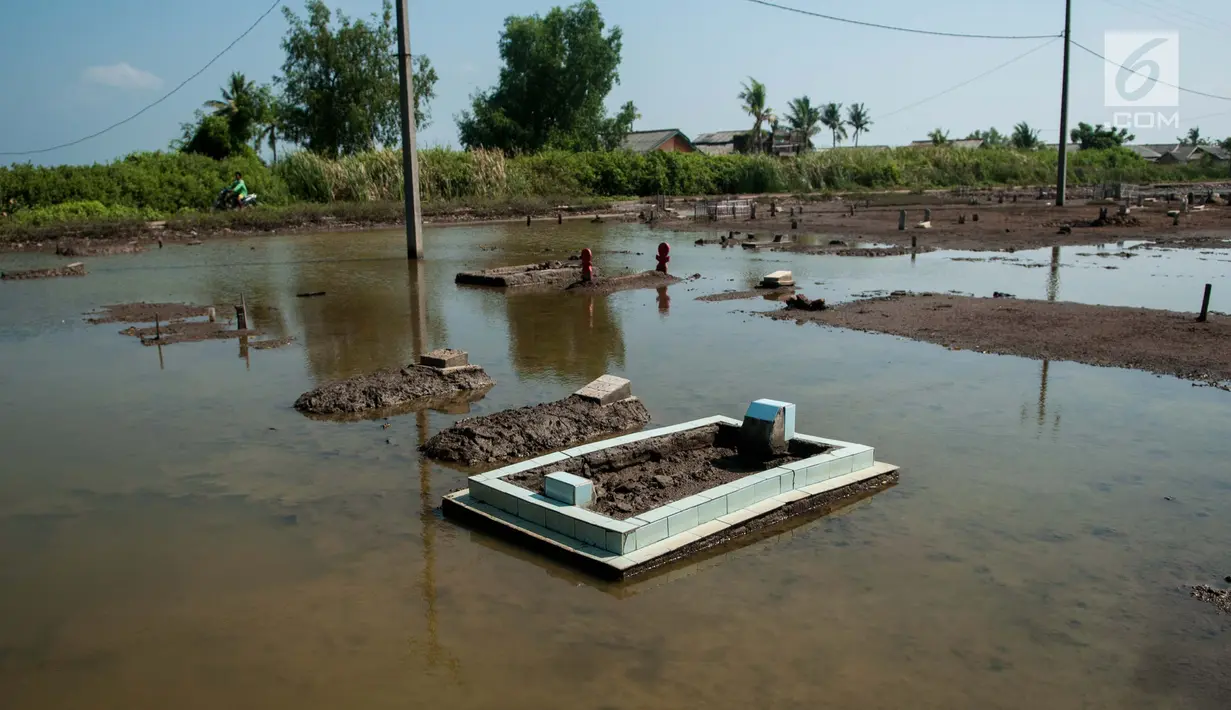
[1198, 284, 1212, 323]
[155, 313, 161, 340]
[898, 210, 907, 231]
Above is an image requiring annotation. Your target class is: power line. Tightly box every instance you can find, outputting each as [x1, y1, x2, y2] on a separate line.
[879, 38, 1060, 120]
[0, 0, 283, 157]
[740, 0, 1061, 40]
[1070, 39, 1231, 102]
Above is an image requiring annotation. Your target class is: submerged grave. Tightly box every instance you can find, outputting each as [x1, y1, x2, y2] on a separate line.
[443, 399, 898, 579]
[294, 349, 494, 419]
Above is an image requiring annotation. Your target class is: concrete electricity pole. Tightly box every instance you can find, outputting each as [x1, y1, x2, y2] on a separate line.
[395, 0, 424, 259]
[1055, 0, 1073, 207]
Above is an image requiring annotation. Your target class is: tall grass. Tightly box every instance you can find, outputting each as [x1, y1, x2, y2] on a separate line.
[3, 146, 1226, 220]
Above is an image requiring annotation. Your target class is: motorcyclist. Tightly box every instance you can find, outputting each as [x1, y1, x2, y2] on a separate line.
[227, 172, 248, 208]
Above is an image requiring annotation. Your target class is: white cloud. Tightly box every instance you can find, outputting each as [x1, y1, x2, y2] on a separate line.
[82, 62, 164, 90]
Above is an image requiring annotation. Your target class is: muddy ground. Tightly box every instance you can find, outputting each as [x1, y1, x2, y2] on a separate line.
[55, 239, 143, 256]
[421, 394, 651, 466]
[696, 286, 795, 302]
[566, 270, 684, 295]
[768, 293, 1231, 389]
[86, 302, 214, 324]
[294, 365, 494, 418]
[668, 200, 1231, 252]
[1, 262, 86, 280]
[1191, 584, 1231, 614]
[506, 423, 830, 519]
[120, 322, 262, 346]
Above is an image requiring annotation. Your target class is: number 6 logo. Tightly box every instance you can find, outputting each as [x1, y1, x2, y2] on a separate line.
[1116, 37, 1167, 102]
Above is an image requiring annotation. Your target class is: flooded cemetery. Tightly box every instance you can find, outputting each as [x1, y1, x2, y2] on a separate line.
[3, 193, 1231, 708]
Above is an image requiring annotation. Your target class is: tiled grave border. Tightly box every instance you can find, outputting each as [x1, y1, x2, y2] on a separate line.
[465, 415, 875, 556]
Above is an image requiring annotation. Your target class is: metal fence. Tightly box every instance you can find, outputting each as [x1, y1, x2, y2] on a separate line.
[694, 199, 753, 221]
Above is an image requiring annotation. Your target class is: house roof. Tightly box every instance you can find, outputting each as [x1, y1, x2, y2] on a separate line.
[696, 143, 736, 156]
[1130, 143, 1230, 162]
[909, 139, 984, 149]
[694, 130, 749, 145]
[620, 129, 694, 153]
[1125, 144, 1165, 160]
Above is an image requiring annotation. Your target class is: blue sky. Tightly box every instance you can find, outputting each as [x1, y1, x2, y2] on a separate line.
[1, 0, 1228, 165]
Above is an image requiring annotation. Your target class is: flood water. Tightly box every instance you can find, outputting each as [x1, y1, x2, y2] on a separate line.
[1, 222, 1229, 709]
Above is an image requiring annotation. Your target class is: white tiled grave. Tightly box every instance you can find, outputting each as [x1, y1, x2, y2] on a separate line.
[444, 406, 898, 576]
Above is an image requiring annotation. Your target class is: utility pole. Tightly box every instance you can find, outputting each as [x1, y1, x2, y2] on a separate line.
[1055, 0, 1073, 206]
[395, 0, 424, 259]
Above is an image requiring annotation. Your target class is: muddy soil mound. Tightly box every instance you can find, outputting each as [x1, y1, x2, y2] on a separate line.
[295, 365, 494, 417]
[2, 263, 86, 280]
[1191, 585, 1231, 614]
[87, 302, 213, 324]
[422, 394, 650, 466]
[120, 322, 261, 345]
[696, 286, 794, 302]
[767, 293, 1231, 388]
[566, 270, 681, 294]
[55, 239, 142, 256]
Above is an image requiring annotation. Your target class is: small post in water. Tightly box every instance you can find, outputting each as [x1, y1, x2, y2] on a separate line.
[526, 215, 531, 226]
[580, 248, 594, 283]
[1198, 283, 1212, 323]
[236, 293, 249, 331]
[154, 313, 161, 341]
[557, 212, 563, 225]
[911, 235, 917, 249]
[655, 242, 670, 274]
[898, 210, 907, 231]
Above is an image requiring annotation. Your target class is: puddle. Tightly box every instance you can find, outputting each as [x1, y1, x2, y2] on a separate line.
[1, 222, 1230, 708]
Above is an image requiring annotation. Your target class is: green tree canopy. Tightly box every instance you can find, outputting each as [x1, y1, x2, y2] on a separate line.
[1011, 121, 1042, 150]
[1070, 122, 1133, 150]
[457, 1, 636, 153]
[846, 103, 872, 147]
[821, 103, 847, 148]
[1177, 126, 1208, 146]
[966, 127, 1007, 148]
[928, 127, 950, 146]
[277, 0, 437, 158]
[738, 78, 772, 154]
[784, 96, 820, 151]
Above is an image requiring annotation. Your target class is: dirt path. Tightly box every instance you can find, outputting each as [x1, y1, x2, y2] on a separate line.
[765, 293, 1231, 389]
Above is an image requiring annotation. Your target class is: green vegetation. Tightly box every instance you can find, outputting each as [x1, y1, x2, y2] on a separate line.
[784, 97, 821, 152]
[821, 103, 847, 148]
[738, 78, 773, 154]
[457, 1, 636, 153]
[846, 104, 872, 147]
[1011, 122, 1043, 151]
[1070, 122, 1134, 151]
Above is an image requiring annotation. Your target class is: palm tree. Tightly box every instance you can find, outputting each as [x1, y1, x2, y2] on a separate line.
[738, 78, 773, 154]
[820, 102, 847, 148]
[785, 96, 822, 152]
[846, 103, 872, 147]
[1178, 126, 1207, 146]
[928, 128, 950, 146]
[1011, 122, 1042, 150]
[205, 72, 261, 147]
[252, 88, 282, 163]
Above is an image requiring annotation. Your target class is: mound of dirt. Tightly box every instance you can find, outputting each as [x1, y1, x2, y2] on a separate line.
[87, 302, 213, 324]
[294, 365, 494, 417]
[565, 270, 681, 294]
[55, 239, 142, 256]
[421, 394, 651, 466]
[2, 263, 86, 280]
[1191, 585, 1231, 614]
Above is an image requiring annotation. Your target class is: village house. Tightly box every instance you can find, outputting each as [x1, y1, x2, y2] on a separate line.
[619, 129, 697, 154]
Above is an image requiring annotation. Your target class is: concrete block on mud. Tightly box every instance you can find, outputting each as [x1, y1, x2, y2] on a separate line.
[419, 348, 469, 369]
[576, 374, 633, 405]
[544, 472, 594, 507]
[761, 271, 794, 288]
[740, 399, 796, 459]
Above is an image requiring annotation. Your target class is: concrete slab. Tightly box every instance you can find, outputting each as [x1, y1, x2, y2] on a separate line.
[419, 349, 468, 369]
[575, 375, 633, 405]
[544, 472, 594, 506]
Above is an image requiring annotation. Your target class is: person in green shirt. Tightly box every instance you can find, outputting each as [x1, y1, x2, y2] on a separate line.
[228, 172, 248, 208]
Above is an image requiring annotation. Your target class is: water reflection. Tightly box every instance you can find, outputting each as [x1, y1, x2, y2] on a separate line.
[505, 292, 626, 382]
[1047, 246, 1062, 302]
[656, 285, 670, 316]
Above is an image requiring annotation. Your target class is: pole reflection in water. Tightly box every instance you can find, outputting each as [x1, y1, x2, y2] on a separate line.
[409, 260, 461, 682]
[1047, 246, 1061, 303]
[656, 285, 670, 315]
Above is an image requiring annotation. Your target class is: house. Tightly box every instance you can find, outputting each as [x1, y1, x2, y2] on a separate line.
[693, 130, 751, 156]
[620, 129, 696, 154]
[1156, 144, 1229, 164]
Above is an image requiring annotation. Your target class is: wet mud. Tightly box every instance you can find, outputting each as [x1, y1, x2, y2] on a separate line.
[565, 270, 682, 294]
[1, 263, 86, 280]
[1190, 585, 1231, 614]
[55, 239, 142, 257]
[294, 365, 494, 418]
[86, 302, 214, 324]
[768, 293, 1231, 388]
[696, 286, 795, 302]
[421, 394, 651, 466]
[120, 322, 262, 346]
[506, 423, 830, 519]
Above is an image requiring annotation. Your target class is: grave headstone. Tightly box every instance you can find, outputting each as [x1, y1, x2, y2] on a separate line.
[544, 472, 594, 507]
[739, 399, 796, 459]
[419, 349, 469, 369]
[575, 374, 632, 406]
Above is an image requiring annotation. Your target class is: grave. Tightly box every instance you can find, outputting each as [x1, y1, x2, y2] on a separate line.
[442, 400, 898, 579]
[760, 271, 795, 288]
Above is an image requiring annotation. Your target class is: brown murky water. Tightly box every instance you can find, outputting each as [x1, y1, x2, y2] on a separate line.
[1, 223, 1229, 709]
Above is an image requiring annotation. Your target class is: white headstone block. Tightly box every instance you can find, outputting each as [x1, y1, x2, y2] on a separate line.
[544, 472, 594, 507]
[745, 399, 796, 440]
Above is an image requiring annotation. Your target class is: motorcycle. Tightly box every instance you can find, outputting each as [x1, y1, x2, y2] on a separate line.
[214, 187, 259, 210]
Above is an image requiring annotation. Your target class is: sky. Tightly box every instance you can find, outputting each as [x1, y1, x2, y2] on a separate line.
[1, 0, 1229, 166]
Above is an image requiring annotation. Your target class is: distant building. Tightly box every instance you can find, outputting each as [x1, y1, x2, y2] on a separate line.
[909, 138, 985, 149]
[620, 129, 696, 154]
[696, 130, 771, 156]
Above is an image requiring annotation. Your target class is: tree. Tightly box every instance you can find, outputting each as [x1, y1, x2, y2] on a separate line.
[821, 102, 847, 148]
[846, 103, 872, 147]
[176, 112, 241, 160]
[1219, 137, 1231, 153]
[928, 128, 949, 146]
[966, 127, 1007, 148]
[277, 0, 438, 157]
[1011, 121, 1042, 150]
[784, 96, 821, 151]
[252, 87, 283, 163]
[1070, 122, 1134, 150]
[1177, 126, 1209, 146]
[457, 1, 635, 154]
[204, 72, 264, 149]
[738, 78, 772, 154]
